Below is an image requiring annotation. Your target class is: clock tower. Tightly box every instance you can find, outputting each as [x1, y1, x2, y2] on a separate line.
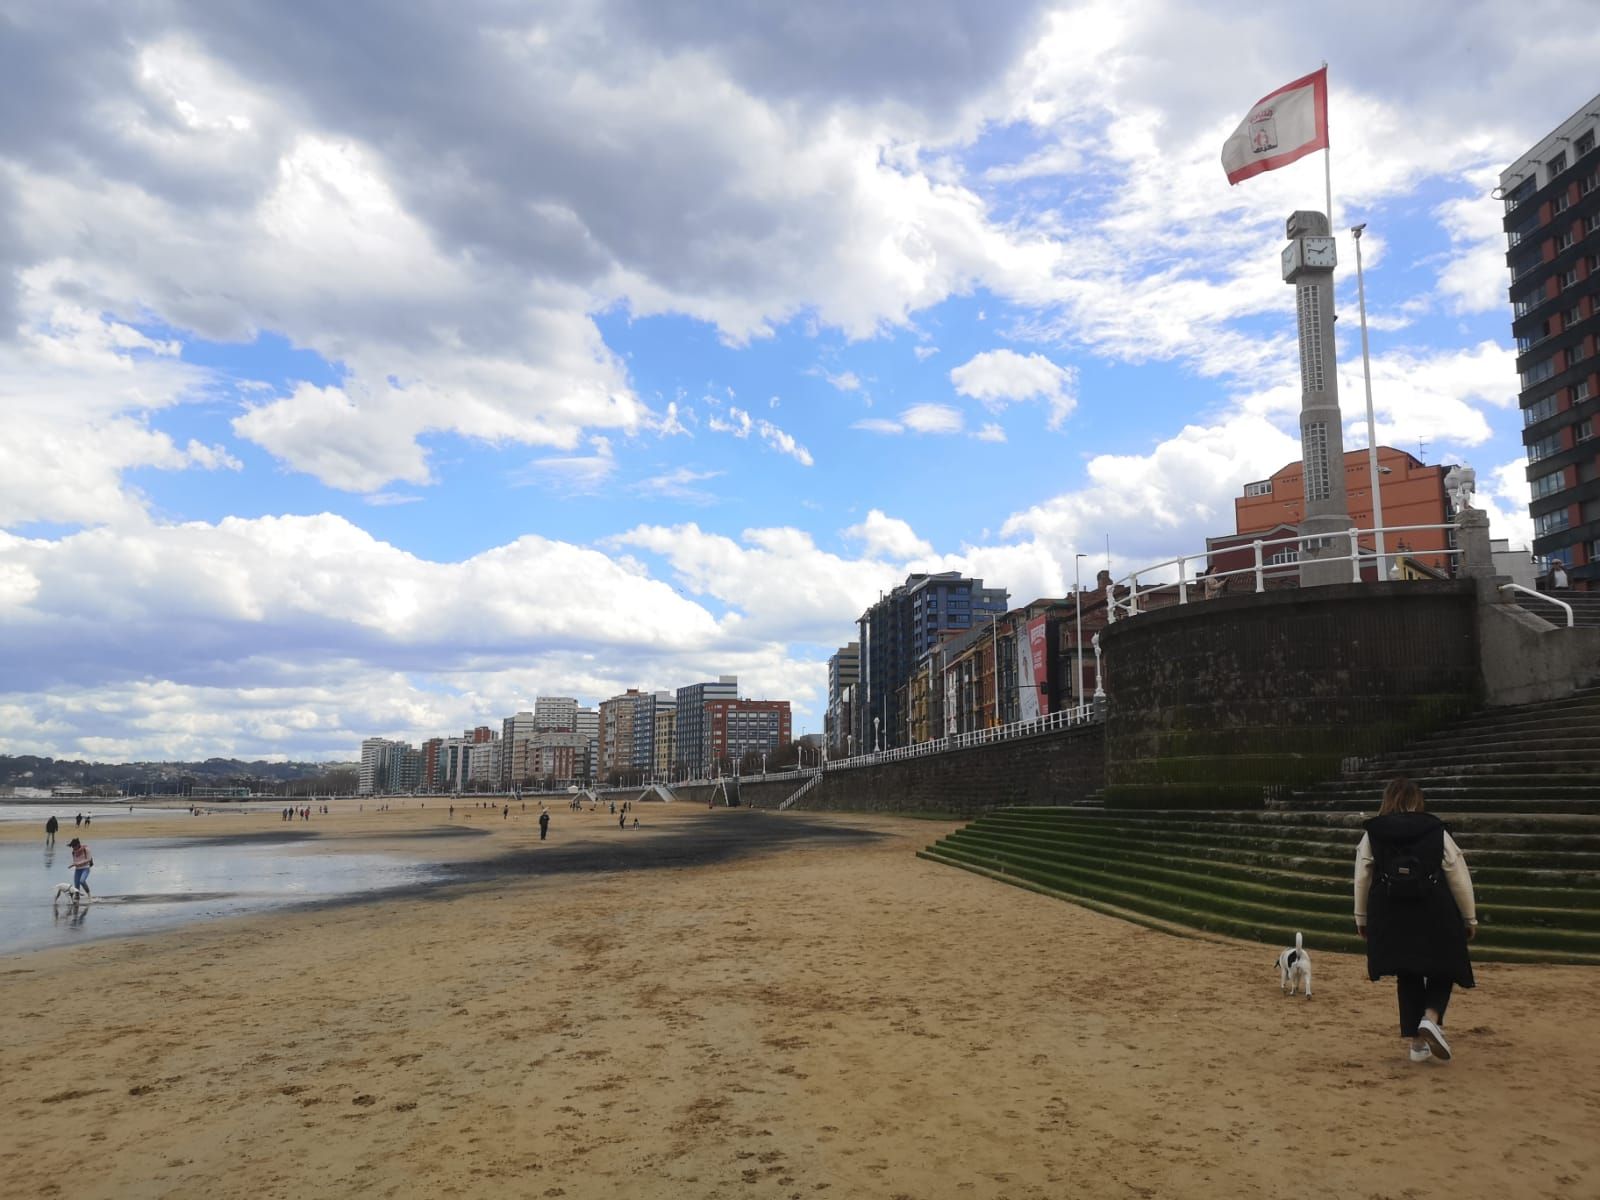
[1281, 209, 1351, 586]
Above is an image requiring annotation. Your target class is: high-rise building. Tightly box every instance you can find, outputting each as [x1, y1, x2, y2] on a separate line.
[359, 737, 389, 796]
[359, 737, 422, 795]
[653, 705, 676, 779]
[500, 711, 538, 789]
[467, 741, 500, 787]
[420, 737, 443, 790]
[855, 574, 1007, 752]
[674, 676, 738, 778]
[597, 688, 645, 780]
[630, 691, 676, 778]
[534, 696, 578, 731]
[575, 707, 599, 783]
[706, 699, 791, 771]
[1501, 93, 1600, 589]
[826, 642, 860, 757]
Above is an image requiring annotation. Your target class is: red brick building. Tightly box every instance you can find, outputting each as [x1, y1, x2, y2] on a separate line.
[706, 699, 791, 767]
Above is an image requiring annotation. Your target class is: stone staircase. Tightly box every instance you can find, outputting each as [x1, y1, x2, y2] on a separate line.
[920, 688, 1600, 964]
[1513, 590, 1600, 628]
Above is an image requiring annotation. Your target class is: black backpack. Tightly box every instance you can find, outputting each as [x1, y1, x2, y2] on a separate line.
[1380, 848, 1438, 902]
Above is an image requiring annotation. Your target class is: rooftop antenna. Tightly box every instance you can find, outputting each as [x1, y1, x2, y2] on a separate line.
[1418, 438, 1429, 464]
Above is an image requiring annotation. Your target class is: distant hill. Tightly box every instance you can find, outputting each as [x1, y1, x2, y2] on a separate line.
[0, 755, 358, 796]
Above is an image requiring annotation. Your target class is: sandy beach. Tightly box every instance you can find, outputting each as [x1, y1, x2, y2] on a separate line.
[1, 800, 1596, 1199]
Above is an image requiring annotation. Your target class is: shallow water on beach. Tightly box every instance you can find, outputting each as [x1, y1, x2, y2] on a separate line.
[0, 837, 443, 956]
[0, 803, 194, 824]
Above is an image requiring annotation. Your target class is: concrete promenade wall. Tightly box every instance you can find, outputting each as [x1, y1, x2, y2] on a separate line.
[769, 723, 1105, 816]
[1098, 580, 1481, 808]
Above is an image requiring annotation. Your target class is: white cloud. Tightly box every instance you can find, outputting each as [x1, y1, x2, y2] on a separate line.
[950, 348, 1077, 428]
[901, 403, 965, 434]
[851, 417, 906, 435]
[842, 510, 933, 560]
[974, 422, 1007, 443]
[707, 405, 813, 465]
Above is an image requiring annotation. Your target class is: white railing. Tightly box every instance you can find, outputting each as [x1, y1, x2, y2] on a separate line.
[1500, 582, 1575, 627]
[821, 703, 1101, 774]
[1106, 522, 1463, 621]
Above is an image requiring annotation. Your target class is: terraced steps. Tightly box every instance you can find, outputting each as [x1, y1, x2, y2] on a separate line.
[922, 807, 1600, 964]
[1514, 593, 1600, 628]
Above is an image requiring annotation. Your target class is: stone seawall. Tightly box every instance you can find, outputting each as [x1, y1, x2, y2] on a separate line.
[768, 724, 1105, 816]
[1098, 580, 1481, 808]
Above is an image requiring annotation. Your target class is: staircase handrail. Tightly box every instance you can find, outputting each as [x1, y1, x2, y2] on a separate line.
[1106, 521, 1463, 621]
[1500, 581, 1574, 628]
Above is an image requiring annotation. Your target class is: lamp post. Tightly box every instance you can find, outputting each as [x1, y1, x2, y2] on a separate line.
[1074, 552, 1087, 710]
[1352, 223, 1387, 580]
[873, 715, 881, 753]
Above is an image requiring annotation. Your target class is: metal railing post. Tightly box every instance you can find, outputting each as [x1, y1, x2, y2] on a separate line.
[1177, 556, 1188, 604]
[1348, 528, 1362, 582]
[1253, 540, 1264, 592]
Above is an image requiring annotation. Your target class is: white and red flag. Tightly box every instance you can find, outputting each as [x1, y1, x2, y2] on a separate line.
[1220, 67, 1328, 185]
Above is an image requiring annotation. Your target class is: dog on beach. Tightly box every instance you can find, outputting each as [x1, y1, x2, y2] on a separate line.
[53, 883, 89, 910]
[1275, 931, 1312, 998]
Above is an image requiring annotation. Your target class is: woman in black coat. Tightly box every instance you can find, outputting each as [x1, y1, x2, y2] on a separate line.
[1354, 777, 1478, 1063]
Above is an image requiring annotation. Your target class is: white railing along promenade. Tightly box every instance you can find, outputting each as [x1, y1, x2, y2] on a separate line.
[821, 703, 1101, 774]
[1499, 582, 1575, 627]
[1106, 521, 1462, 621]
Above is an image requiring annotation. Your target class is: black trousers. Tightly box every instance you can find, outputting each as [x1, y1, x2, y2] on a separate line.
[1396, 973, 1453, 1037]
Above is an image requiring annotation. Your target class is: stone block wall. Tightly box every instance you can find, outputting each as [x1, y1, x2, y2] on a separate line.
[786, 724, 1105, 816]
[1099, 580, 1481, 807]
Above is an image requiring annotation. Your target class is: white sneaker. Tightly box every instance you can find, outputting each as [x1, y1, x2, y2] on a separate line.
[1408, 1044, 1432, 1063]
[1417, 1019, 1452, 1061]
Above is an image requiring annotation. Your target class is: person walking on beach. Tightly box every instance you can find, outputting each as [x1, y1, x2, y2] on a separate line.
[539, 809, 550, 840]
[503, 804, 509, 820]
[1354, 777, 1478, 1063]
[67, 837, 93, 896]
[75, 812, 83, 828]
[45, 815, 58, 846]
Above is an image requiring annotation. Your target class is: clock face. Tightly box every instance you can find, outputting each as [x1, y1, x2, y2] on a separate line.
[1302, 237, 1336, 269]
[1280, 242, 1299, 281]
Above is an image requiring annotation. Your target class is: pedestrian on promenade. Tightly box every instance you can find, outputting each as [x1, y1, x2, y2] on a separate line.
[67, 837, 93, 896]
[1354, 777, 1478, 1064]
[1552, 560, 1569, 589]
[45, 815, 58, 846]
[539, 809, 550, 840]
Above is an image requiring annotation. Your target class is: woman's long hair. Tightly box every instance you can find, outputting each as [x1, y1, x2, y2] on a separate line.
[1379, 776, 1426, 816]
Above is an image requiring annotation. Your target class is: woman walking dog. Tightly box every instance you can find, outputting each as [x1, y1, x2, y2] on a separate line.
[1354, 777, 1478, 1063]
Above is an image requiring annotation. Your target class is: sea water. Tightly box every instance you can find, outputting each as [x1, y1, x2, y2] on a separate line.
[0, 836, 442, 955]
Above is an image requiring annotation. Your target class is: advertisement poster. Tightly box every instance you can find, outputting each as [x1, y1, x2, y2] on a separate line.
[1027, 616, 1052, 715]
[1015, 625, 1039, 721]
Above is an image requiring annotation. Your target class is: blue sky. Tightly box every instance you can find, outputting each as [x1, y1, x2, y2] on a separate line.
[1, 1, 1592, 760]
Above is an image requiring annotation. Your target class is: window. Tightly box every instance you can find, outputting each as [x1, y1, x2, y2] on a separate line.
[1577, 380, 1593, 402]
[1505, 175, 1536, 211]
[1535, 508, 1572, 536]
[1571, 342, 1591, 368]
[1568, 306, 1585, 329]
[1296, 285, 1326, 393]
[1244, 480, 1273, 497]
[1564, 267, 1581, 289]
[1553, 192, 1571, 215]
[1513, 250, 1543, 279]
[1525, 394, 1560, 426]
[1529, 431, 1564, 462]
[1522, 356, 1557, 388]
[1558, 229, 1576, 251]
[1549, 151, 1568, 176]
[1587, 214, 1600, 236]
[1579, 130, 1597, 157]
[1579, 418, 1596, 443]
[1303, 420, 1331, 502]
[1533, 470, 1566, 499]
[1508, 215, 1540, 247]
[1267, 548, 1299, 566]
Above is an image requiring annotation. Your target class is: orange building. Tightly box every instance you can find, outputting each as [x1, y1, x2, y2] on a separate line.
[1210, 447, 1456, 581]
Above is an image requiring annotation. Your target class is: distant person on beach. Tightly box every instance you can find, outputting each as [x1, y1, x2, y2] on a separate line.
[503, 805, 509, 819]
[539, 810, 550, 840]
[45, 815, 58, 845]
[67, 837, 93, 896]
[75, 812, 83, 828]
[83, 814, 91, 825]
[1355, 777, 1477, 1064]
[619, 811, 626, 829]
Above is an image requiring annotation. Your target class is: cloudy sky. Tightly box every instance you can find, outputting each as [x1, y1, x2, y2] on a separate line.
[2, 1, 1593, 762]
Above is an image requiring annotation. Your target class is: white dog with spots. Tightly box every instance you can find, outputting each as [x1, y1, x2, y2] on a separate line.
[1275, 931, 1312, 998]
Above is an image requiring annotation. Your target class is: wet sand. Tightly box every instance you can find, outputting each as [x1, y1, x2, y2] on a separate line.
[1, 801, 1596, 1199]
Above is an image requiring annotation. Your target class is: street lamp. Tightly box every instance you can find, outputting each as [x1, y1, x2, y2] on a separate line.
[1352, 223, 1387, 580]
[1074, 553, 1087, 710]
[873, 715, 881, 753]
